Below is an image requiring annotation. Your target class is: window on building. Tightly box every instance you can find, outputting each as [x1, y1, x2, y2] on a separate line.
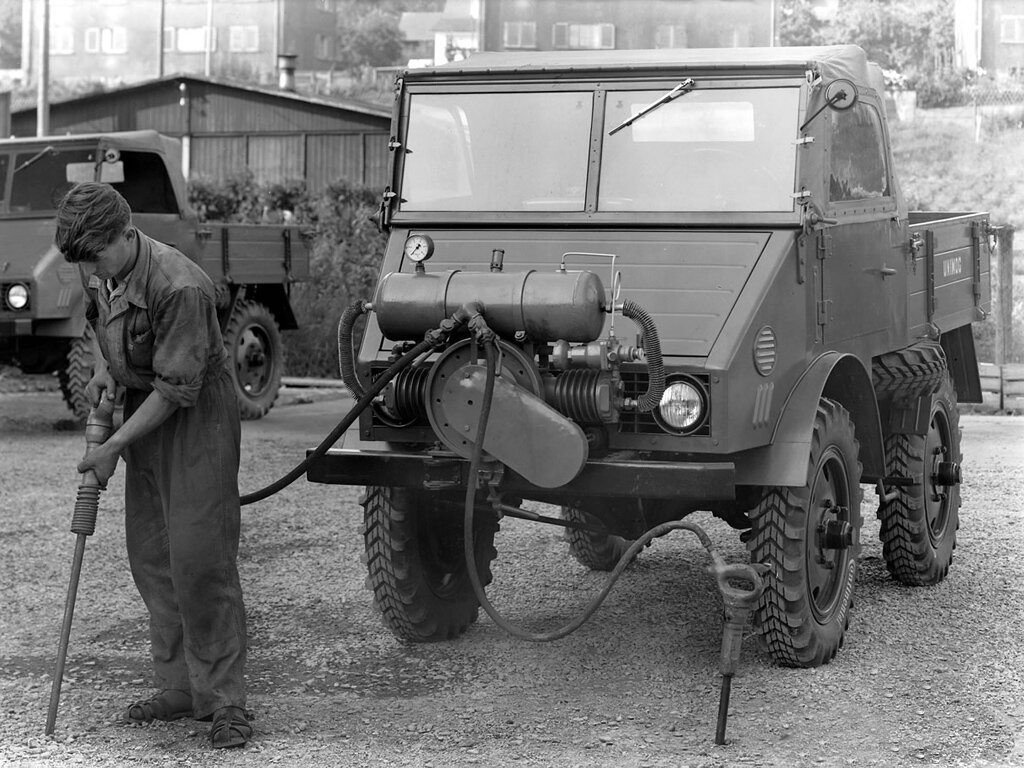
[503, 21, 537, 49]
[101, 27, 128, 54]
[829, 103, 889, 202]
[229, 26, 259, 53]
[1000, 15, 1024, 43]
[552, 22, 615, 50]
[52, 27, 75, 55]
[176, 26, 216, 53]
[315, 33, 334, 60]
[85, 28, 100, 53]
[655, 24, 687, 48]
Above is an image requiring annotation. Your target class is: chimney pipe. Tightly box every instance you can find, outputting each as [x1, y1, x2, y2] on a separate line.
[277, 53, 297, 92]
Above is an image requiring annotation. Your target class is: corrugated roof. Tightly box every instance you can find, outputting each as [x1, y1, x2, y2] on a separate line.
[11, 73, 392, 119]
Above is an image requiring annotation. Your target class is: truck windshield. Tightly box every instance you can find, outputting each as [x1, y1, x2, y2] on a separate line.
[600, 86, 800, 212]
[400, 85, 800, 214]
[402, 91, 593, 212]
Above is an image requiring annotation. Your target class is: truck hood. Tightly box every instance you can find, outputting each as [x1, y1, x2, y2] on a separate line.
[0, 218, 69, 279]
[392, 229, 784, 358]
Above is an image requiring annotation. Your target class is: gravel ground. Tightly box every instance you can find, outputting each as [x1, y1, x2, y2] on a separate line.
[1, 376, 1023, 768]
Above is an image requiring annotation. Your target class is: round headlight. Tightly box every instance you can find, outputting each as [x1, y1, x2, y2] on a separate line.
[657, 378, 707, 434]
[6, 283, 29, 310]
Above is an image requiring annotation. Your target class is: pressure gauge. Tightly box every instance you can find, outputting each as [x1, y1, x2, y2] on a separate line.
[404, 234, 434, 263]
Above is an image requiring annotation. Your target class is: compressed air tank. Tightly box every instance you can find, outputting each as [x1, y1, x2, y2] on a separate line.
[374, 269, 606, 342]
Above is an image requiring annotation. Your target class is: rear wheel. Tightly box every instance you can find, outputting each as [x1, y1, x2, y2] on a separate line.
[746, 399, 862, 668]
[361, 486, 498, 641]
[561, 505, 633, 571]
[878, 375, 961, 585]
[223, 299, 282, 420]
[58, 327, 94, 419]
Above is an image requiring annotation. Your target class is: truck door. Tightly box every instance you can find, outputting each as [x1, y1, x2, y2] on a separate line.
[820, 100, 907, 353]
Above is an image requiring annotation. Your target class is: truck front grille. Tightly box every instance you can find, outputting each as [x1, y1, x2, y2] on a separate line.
[618, 370, 711, 437]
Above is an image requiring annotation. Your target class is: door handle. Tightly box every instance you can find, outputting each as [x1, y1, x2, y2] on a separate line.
[879, 266, 897, 278]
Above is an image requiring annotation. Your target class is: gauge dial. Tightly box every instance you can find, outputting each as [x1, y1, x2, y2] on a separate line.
[404, 234, 434, 263]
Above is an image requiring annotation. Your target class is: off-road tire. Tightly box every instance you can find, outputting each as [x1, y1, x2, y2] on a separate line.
[561, 505, 633, 571]
[58, 328, 94, 419]
[746, 398, 863, 668]
[223, 300, 282, 420]
[878, 375, 961, 586]
[872, 340, 947, 399]
[361, 486, 499, 642]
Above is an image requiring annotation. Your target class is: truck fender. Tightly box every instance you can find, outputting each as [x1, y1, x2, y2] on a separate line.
[736, 353, 884, 487]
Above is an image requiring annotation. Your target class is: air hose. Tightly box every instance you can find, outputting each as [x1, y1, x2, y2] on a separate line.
[240, 335, 432, 506]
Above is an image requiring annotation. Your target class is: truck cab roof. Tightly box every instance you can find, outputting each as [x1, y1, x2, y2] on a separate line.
[410, 44, 884, 95]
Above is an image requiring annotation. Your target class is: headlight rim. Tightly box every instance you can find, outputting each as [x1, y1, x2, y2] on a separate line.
[5, 283, 30, 311]
[653, 374, 709, 436]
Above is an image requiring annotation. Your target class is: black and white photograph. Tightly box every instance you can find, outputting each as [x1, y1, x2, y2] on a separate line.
[1, 0, 1023, 765]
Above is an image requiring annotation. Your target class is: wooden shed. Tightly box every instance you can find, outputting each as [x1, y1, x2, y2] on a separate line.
[11, 75, 393, 193]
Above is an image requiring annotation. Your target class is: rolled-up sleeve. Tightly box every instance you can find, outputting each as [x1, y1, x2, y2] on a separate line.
[151, 287, 213, 408]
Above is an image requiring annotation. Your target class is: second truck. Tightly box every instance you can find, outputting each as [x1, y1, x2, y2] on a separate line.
[0, 129, 309, 419]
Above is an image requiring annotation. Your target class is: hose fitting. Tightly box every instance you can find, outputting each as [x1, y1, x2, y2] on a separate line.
[621, 300, 665, 412]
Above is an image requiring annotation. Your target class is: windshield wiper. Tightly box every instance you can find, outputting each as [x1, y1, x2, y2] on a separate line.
[608, 79, 695, 136]
[13, 145, 55, 174]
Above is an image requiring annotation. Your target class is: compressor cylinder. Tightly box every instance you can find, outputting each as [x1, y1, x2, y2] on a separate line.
[374, 269, 606, 343]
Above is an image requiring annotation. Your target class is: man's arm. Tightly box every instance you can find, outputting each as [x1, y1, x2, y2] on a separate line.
[76, 390, 178, 484]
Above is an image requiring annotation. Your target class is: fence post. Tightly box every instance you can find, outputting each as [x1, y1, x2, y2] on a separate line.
[994, 226, 1015, 369]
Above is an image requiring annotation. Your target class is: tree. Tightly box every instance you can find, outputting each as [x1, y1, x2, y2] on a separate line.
[336, 6, 405, 73]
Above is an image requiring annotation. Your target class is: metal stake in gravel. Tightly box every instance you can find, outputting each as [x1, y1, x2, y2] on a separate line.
[45, 395, 116, 736]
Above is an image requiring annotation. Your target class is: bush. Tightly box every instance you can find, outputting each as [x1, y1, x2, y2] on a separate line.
[188, 176, 386, 378]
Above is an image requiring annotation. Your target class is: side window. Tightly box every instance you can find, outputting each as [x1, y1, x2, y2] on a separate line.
[828, 103, 889, 202]
[0, 155, 8, 204]
[112, 152, 179, 214]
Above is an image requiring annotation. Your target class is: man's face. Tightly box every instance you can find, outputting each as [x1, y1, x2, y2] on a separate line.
[78, 228, 134, 281]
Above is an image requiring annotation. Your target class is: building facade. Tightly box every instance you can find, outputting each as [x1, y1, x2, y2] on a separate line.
[482, 0, 774, 54]
[22, 0, 341, 87]
[956, 0, 1024, 76]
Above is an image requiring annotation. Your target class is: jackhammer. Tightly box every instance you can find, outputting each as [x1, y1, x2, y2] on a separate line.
[45, 392, 116, 736]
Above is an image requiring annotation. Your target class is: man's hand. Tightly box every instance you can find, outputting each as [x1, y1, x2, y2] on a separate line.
[85, 365, 117, 409]
[77, 442, 120, 489]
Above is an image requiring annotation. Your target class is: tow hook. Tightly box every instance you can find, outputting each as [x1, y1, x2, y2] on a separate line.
[710, 557, 768, 745]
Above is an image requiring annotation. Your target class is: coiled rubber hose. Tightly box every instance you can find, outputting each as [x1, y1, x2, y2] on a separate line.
[621, 299, 665, 412]
[337, 300, 370, 400]
[240, 336, 431, 506]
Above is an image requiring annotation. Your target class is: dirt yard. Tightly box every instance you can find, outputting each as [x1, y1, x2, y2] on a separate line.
[2, 379, 1023, 768]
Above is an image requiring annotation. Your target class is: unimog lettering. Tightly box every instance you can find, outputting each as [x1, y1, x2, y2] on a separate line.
[307, 46, 992, 686]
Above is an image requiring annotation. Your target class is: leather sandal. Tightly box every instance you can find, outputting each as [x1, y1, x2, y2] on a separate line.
[126, 689, 193, 724]
[210, 705, 252, 749]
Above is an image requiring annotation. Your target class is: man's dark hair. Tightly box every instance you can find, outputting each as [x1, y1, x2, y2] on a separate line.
[54, 182, 132, 263]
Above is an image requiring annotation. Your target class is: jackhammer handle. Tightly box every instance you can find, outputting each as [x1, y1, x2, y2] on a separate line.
[71, 396, 116, 537]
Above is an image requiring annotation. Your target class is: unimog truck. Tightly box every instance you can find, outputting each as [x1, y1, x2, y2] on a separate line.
[308, 45, 992, 668]
[0, 130, 309, 419]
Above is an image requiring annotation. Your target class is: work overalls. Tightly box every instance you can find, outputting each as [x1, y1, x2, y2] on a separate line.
[82, 231, 246, 719]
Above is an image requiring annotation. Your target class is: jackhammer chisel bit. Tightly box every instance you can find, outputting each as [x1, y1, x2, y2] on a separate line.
[45, 394, 116, 736]
[711, 561, 768, 746]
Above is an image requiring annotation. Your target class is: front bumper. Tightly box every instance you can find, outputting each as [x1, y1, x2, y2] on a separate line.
[306, 447, 737, 502]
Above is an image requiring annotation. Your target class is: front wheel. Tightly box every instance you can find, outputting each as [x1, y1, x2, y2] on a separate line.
[223, 300, 282, 420]
[746, 398, 863, 668]
[361, 486, 499, 642]
[58, 327, 94, 419]
[878, 375, 961, 585]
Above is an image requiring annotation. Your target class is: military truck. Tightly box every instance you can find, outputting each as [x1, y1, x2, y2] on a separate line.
[308, 46, 992, 668]
[0, 130, 309, 419]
